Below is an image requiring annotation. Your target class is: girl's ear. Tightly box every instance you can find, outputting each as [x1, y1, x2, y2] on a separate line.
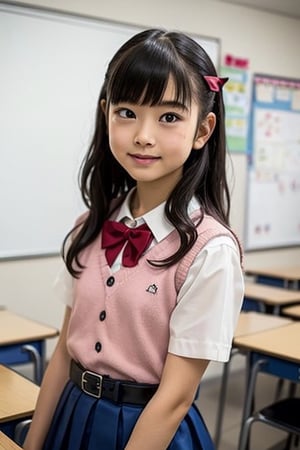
[193, 112, 216, 150]
[100, 99, 107, 118]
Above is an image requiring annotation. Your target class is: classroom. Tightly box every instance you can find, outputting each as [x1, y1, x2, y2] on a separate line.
[1, 0, 300, 449]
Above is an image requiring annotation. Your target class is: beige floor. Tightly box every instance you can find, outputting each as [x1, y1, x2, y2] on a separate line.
[197, 364, 299, 450]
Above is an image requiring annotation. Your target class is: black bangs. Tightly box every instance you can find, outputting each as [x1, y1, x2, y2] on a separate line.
[107, 36, 193, 107]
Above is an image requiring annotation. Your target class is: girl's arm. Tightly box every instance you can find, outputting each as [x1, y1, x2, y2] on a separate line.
[125, 352, 209, 450]
[23, 306, 72, 450]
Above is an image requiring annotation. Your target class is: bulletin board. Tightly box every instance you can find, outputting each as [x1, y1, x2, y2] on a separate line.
[0, 2, 220, 259]
[245, 74, 300, 250]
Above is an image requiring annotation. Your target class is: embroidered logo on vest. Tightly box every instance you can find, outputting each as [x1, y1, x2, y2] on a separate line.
[146, 284, 158, 295]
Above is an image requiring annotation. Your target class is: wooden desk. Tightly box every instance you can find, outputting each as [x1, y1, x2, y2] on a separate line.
[245, 265, 300, 289]
[0, 365, 39, 439]
[244, 282, 300, 314]
[214, 311, 292, 448]
[282, 304, 300, 320]
[234, 322, 300, 448]
[234, 321, 300, 364]
[234, 311, 292, 337]
[0, 310, 59, 384]
[0, 432, 22, 450]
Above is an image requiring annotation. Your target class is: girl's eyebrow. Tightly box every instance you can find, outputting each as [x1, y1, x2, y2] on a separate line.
[158, 100, 188, 111]
[112, 100, 189, 111]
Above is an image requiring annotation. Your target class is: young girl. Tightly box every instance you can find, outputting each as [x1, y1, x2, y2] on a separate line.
[24, 28, 244, 450]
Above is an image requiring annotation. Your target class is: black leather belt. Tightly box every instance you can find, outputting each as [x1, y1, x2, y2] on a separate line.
[70, 360, 158, 406]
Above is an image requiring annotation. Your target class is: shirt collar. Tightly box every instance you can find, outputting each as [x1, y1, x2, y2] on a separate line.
[115, 189, 200, 242]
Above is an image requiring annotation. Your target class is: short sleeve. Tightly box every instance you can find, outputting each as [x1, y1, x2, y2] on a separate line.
[53, 212, 87, 307]
[53, 262, 74, 307]
[168, 236, 244, 362]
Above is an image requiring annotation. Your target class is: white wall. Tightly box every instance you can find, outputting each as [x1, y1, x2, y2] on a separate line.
[1, 0, 300, 377]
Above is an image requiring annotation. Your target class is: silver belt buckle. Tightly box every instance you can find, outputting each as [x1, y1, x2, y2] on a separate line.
[81, 370, 103, 398]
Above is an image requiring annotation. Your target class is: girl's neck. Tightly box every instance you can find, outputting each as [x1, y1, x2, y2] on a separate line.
[130, 184, 169, 218]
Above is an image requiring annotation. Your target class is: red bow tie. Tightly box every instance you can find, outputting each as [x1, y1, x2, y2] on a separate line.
[101, 220, 153, 267]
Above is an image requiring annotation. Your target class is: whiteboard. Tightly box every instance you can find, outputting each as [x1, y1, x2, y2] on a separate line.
[245, 74, 300, 250]
[0, 3, 220, 259]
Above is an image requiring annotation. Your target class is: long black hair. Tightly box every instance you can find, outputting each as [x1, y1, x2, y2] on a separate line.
[63, 29, 231, 277]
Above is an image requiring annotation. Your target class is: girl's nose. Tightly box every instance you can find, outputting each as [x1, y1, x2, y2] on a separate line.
[134, 123, 155, 147]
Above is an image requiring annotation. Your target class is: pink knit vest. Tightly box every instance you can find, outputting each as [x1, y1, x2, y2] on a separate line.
[67, 213, 238, 383]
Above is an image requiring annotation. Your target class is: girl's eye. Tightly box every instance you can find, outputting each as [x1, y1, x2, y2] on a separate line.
[161, 113, 179, 123]
[117, 108, 136, 119]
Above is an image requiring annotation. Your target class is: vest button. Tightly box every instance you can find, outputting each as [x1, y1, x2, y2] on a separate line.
[95, 341, 102, 353]
[106, 276, 115, 287]
[99, 310, 106, 321]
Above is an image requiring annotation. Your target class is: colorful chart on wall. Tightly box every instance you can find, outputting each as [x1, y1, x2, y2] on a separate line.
[245, 74, 300, 250]
[221, 57, 251, 153]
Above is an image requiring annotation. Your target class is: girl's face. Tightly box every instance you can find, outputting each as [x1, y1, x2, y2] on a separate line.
[104, 77, 215, 195]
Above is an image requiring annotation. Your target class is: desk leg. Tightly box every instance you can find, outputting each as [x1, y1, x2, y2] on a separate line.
[238, 356, 267, 450]
[14, 419, 32, 446]
[21, 344, 43, 384]
[214, 349, 239, 449]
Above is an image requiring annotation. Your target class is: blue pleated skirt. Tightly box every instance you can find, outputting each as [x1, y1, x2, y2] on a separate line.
[43, 380, 215, 450]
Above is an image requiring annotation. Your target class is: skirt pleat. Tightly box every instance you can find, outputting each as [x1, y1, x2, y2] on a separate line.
[87, 397, 121, 449]
[67, 388, 98, 450]
[117, 403, 143, 449]
[43, 381, 215, 450]
[43, 381, 80, 450]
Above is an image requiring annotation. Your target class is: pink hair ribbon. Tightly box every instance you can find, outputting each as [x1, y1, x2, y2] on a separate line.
[203, 76, 229, 92]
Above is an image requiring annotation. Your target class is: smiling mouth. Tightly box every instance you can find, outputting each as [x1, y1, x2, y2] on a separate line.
[130, 153, 160, 159]
[129, 153, 161, 163]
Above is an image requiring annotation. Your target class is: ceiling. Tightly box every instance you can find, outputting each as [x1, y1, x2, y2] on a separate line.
[218, 0, 300, 20]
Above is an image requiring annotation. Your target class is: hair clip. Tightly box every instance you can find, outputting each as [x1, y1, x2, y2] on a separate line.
[203, 76, 229, 92]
